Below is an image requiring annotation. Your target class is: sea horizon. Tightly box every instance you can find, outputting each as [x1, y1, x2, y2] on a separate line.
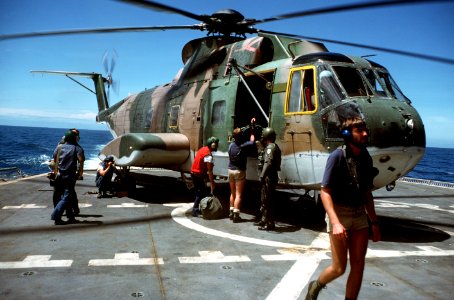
[0, 124, 453, 184]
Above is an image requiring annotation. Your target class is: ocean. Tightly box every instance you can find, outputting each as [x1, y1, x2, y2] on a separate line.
[0, 125, 453, 183]
[0, 125, 112, 180]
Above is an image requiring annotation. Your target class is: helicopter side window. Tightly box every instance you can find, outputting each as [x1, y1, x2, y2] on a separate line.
[377, 70, 410, 102]
[362, 68, 386, 97]
[332, 66, 371, 97]
[169, 105, 180, 128]
[211, 100, 226, 126]
[318, 65, 345, 108]
[288, 70, 302, 112]
[286, 67, 316, 114]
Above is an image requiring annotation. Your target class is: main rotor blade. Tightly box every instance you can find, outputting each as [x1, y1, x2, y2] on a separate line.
[116, 0, 208, 22]
[258, 29, 454, 65]
[254, 0, 454, 25]
[0, 25, 202, 41]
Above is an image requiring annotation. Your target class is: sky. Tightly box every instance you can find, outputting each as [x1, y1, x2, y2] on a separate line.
[0, 0, 453, 148]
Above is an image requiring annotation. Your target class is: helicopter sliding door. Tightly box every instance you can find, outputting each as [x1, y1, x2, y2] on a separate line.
[204, 77, 238, 151]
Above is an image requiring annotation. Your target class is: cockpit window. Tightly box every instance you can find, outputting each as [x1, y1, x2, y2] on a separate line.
[332, 66, 371, 97]
[318, 65, 345, 108]
[376, 70, 410, 102]
[362, 68, 386, 97]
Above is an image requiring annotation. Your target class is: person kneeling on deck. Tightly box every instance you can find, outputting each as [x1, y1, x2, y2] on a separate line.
[96, 155, 120, 198]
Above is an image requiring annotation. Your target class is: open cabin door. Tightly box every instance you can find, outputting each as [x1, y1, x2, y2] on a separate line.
[234, 71, 274, 135]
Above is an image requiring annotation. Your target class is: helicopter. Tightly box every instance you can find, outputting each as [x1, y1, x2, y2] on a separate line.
[2, 0, 452, 197]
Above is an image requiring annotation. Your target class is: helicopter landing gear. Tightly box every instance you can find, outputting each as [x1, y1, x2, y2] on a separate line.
[116, 167, 136, 198]
[296, 190, 325, 223]
[386, 181, 396, 191]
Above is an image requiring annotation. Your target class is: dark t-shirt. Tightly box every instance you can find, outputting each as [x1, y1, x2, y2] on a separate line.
[53, 143, 85, 175]
[321, 147, 374, 207]
[228, 140, 255, 171]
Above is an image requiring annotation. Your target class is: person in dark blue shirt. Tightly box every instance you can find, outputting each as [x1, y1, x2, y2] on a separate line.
[306, 117, 380, 300]
[50, 132, 80, 215]
[51, 129, 85, 225]
[228, 118, 256, 222]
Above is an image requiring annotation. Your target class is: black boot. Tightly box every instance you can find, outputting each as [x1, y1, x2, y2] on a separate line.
[232, 212, 241, 223]
[258, 222, 275, 231]
[305, 279, 325, 300]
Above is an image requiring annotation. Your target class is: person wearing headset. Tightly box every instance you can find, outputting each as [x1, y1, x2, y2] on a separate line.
[306, 117, 381, 300]
[190, 136, 219, 217]
[51, 128, 85, 225]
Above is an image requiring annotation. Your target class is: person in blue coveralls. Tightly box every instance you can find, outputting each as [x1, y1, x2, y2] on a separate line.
[51, 128, 85, 225]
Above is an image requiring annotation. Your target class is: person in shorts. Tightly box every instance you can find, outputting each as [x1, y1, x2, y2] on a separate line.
[305, 117, 381, 300]
[228, 118, 256, 222]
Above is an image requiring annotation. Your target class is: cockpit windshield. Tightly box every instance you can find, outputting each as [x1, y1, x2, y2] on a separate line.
[362, 68, 387, 97]
[376, 70, 410, 102]
[317, 64, 410, 110]
[332, 66, 372, 97]
[318, 65, 345, 108]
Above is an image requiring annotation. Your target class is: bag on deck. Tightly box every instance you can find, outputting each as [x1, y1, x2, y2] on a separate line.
[199, 195, 224, 220]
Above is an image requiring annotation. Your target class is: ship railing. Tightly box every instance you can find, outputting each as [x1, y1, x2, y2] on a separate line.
[399, 177, 454, 189]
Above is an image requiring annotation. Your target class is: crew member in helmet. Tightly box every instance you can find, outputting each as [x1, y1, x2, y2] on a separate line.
[96, 155, 120, 198]
[51, 128, 85, 225]
[51, 128, 81, 215]
[255, 127, 281, 231]
[190, 136, 219, 217]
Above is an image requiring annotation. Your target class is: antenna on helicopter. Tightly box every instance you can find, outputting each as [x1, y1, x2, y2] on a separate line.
[102, 49, 120, 103]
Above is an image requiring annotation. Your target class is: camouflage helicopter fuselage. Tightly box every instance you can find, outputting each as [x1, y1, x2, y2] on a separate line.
[93, 33, 425, 191]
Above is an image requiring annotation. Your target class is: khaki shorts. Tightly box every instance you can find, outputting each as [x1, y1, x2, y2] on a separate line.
[326, 204, 369, 233]
[228, 169, 246, 182]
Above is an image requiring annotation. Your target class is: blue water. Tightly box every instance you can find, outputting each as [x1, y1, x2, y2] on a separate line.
[0, 125, 112, 179]
[0, 125, 453, 183]
[407, 147, 454, 183]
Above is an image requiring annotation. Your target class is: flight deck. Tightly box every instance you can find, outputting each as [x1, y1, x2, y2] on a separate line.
[0, 171, 453, 300]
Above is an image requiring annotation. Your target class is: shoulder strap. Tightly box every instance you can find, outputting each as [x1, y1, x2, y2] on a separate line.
[54, 144, 63, 174]
[341, 145, 359, 189]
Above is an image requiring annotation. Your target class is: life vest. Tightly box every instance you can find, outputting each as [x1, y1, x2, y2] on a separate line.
[191, 146, 212, 176]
